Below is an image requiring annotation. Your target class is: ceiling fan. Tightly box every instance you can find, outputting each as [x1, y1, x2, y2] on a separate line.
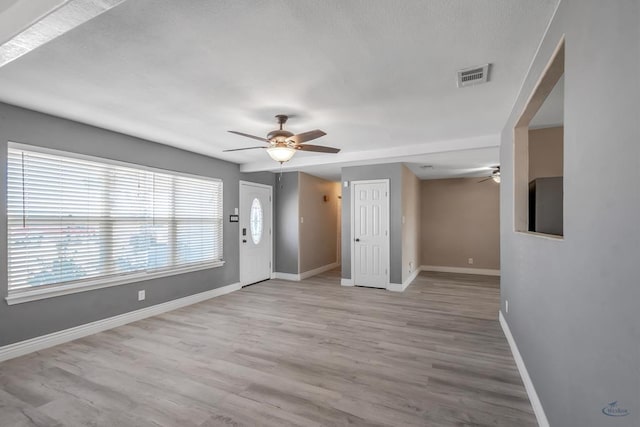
[479, 166, 501, 183]
[225, 114, 340, 164]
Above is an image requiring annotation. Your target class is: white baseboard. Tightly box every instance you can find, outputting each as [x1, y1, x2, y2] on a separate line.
[300, 262, 339, 280]
[0, 282, 241, 363]
[499, 311, 549, 427]
[340, 278, 354, 286]
[385, 282, 404, 292]
[273, 272, 301, 281]
[387, 268, 420, 292]
[275, 262, 339, 282]
[421, 265, 500, 276]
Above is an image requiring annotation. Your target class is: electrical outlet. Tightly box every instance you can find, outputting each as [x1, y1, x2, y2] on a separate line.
[300, 217, 304, 224]
[468, 258, 474, 265]
[138, 290, 145, 301]
[343, 181, 348, 188]
[506, 300, 509, 313]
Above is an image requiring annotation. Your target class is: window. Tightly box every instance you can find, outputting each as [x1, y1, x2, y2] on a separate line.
[7, 144, 223, 299]
[250, 197, 263, 244]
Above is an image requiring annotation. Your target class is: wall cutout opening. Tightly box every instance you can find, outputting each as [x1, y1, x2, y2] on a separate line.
[514, 38, 564, 238]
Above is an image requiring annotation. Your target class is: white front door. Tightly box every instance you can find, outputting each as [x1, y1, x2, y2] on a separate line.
[352, 180, 389, 288]
[240, 181, 272, 286]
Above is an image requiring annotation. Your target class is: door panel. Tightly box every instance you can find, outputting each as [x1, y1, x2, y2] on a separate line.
[352, 181, 389, 288]
[240, 182, 272, 286]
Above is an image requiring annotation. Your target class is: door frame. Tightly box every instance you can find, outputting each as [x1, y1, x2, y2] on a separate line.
[239, 180, 274, 286]
[350, 179, 390, 287]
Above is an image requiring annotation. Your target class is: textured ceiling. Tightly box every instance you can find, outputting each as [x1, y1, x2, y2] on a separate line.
[0, 0, 559, 179]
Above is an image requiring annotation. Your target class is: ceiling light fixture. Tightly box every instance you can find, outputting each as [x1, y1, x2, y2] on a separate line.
[226, 114, 338, 164]
[491, 167, 501, 183]
[478, 166, 500, 184]
[266, 145, 296, 164]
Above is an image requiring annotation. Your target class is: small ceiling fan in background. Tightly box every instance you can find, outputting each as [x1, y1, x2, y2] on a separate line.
[478, 166, 500, 183]
[225, 114, 340, 163]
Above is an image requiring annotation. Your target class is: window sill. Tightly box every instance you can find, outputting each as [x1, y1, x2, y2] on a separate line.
[516, 231, 564, 241]
[5, 261, 225, 305]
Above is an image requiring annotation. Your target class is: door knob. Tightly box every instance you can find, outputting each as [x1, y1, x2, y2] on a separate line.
[354, 238, 360, 242]
[242, 239, 247, 243]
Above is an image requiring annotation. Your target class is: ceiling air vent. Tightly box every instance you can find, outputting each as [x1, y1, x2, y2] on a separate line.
[457, 64, 490, 88]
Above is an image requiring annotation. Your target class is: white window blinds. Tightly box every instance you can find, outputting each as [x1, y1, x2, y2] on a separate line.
[7, 145, 223, 293]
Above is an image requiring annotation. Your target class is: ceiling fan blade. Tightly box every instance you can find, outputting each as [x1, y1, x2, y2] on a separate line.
[228, 130, 270, 143]
[286, 129, 326, 144]
[478, 177, 492, 183]
[297, 144, 340, 153]
[223, 146, 266, 152]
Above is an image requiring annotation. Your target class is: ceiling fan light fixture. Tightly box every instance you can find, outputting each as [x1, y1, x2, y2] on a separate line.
[226, 114, 337, 160]
[267, 146, 296, 163]
[491, 167, 501, 183]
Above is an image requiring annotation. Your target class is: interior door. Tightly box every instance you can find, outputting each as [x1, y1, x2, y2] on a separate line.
[240, 181, 272, 286]
[352, 180, 389, 288]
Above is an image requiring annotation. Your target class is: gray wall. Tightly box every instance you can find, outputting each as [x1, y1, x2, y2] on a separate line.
[0, 102, 244, 347]
[240, 171, 275, 187]
[500, 1, 639, 426]
[275, 172, 299, 274]
[341, 163, 403, 284]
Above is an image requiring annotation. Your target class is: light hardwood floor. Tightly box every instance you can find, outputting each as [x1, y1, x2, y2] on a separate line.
[0, 270, 536, 426]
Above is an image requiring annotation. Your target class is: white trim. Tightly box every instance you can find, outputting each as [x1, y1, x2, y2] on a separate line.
[340, 278, 354, 286]
[239, 180, 273, 189]
[273, 272, 300, 281]
[5, 261, 225, 305]
[239, 181, 273, 287]
[499, 311, 549, 427]
[387, 267, 420, 292]
[299, 262, 339, 280]
[273, 262, 340, 282]
[386, 282, 405, 292]
[0, 282, 242, 363]
[350, 179, 390, 288]
[420, 265, 500, 276]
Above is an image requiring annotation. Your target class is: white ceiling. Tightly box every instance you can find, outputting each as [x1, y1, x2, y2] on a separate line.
[530, 74, 564, 129]
[0, 0, 559, 180]
[301, 146, 500, 182]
